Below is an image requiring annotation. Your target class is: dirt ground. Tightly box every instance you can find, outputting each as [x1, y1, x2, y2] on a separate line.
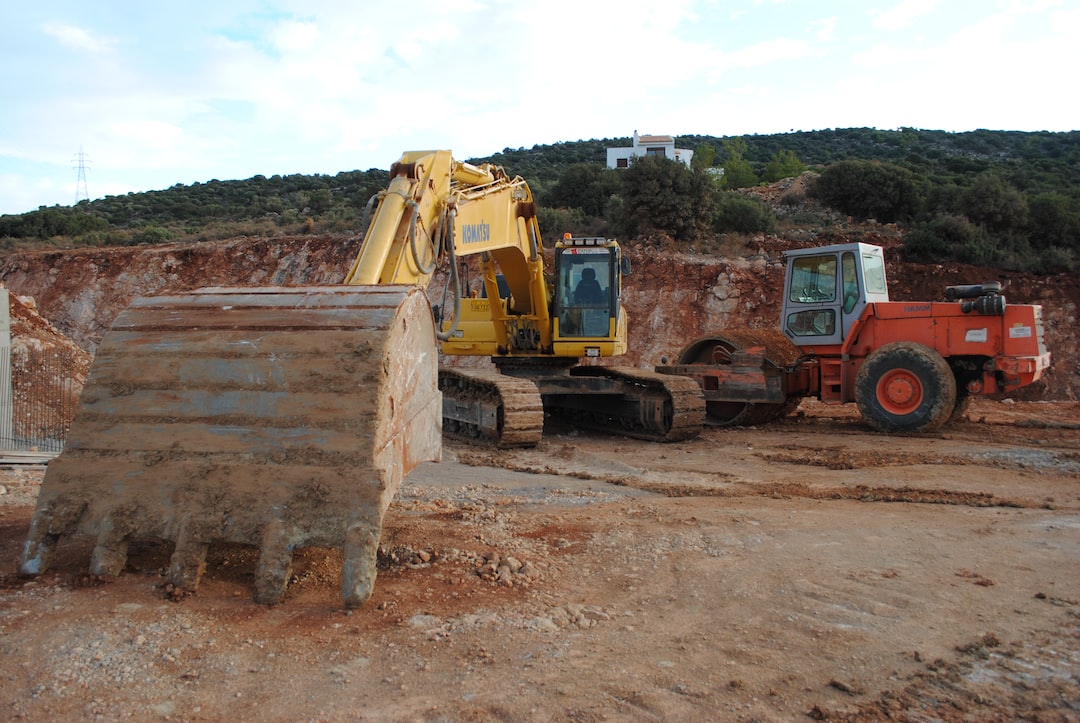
[1, 399, 1078, 722]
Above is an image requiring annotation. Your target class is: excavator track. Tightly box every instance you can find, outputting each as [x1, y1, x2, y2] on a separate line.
[548, 366, 705, 442]
[20, 286, 441, 609]
[439, 368, 545, 448]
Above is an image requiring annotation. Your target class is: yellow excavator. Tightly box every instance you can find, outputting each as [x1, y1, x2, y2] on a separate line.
[21, 150, 702, 608]
[355, 151, 703, 448]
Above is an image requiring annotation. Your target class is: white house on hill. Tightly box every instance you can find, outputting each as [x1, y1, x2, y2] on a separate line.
[606, 131, 694, 169]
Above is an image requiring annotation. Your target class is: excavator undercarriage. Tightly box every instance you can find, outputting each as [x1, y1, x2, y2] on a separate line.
[537, 366, 704, 442]
[439, 368, 545, 448]
[439, 364, 704, 447]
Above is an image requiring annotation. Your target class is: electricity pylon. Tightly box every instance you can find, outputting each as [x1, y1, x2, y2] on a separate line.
[73, 147, 91, 204]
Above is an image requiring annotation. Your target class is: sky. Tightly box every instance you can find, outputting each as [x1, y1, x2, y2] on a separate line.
[1, 0, 1077, 216]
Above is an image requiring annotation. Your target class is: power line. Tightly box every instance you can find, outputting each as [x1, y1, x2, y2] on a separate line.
[72, 147, 91, 204]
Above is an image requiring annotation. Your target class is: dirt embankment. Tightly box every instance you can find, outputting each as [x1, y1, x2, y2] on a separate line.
[0, 230, 1075, 400]
[0, 235, 364, 353]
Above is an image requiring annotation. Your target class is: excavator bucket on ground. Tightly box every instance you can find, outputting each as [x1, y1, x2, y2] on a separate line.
[20, 285, 441, 608]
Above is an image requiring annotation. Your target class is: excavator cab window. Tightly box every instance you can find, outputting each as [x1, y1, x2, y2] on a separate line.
[554, 245, 617, 338]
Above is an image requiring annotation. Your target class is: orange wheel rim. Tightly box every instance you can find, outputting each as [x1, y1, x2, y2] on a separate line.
[876, 369, 923, 415]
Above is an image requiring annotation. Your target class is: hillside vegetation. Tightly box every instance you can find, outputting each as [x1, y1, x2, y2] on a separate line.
[2, 128, 1078, 272]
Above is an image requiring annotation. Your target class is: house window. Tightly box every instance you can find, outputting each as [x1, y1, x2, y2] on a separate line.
[645, 147, 665, 157]
[616, 158, 629, 168]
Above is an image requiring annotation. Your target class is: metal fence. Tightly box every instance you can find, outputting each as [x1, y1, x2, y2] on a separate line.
[0, 345, 82, 453]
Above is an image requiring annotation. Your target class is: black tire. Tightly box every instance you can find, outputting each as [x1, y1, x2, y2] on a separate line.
[855, 342, 956, 433]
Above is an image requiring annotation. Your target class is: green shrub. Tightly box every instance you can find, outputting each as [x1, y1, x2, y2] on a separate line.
[1026, 192, 1079, 248]
[1034, 246, 1076, 272]
[714, 193, 775, 233]
[810, 160, 921, 222]
[619, 156, 716, 241]
[543, 164, 621, 218]
[779, 190, 803, 208]
[538, 207, 586, 238]
[958, 174, 1027, 232]
[903, 214, 978, 263]
[130, 226, 173, 245]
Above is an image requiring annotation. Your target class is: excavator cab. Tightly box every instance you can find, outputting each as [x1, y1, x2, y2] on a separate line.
[552, 235, 627, 355]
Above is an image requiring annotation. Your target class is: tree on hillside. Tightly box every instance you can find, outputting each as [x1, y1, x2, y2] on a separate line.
[306, 188, 334, 215]
[763, 149, 807, 183]
[903, 213, 985, 263]
[810, 160, 921, 222]
[0, 206, 108, 240]
[1026, 192, 1080, 249]
[721, 138, 758, 189]
[958, 173, 1027, 232]
[691, 143, 716, 172]
[618, 156, 716, 241]
[713, 192, 775, 234]
[543, 163, 621, 218]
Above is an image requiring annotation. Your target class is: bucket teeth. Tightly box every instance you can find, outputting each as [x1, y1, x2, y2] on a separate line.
[89, 510, 134, 577]
[20, 285, 442, 608]
[342, 521, 383, 609]
[168, 520, 210, 592]
[254, 518, 295, 605]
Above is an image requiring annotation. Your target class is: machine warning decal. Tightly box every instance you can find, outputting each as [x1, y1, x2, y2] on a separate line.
[965, 328, 988, 343]
[1009, 325, 1033, 338]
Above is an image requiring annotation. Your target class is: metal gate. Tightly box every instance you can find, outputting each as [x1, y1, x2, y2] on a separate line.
[0, 289, 83, 454]
[0, 344, 82, 453]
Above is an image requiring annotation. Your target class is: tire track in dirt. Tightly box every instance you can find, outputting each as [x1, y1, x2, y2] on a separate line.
[454, 443, 1064, 509]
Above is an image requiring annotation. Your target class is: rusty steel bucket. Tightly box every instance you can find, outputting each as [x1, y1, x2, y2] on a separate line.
[20, 285, 441, 608]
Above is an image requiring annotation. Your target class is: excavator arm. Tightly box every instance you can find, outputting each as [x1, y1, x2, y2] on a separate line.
[338, 151, 557, 448]
[343, 150, 553, 352]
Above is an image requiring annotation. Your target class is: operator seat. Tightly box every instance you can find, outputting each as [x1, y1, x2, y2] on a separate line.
[574, 267, 604, 304]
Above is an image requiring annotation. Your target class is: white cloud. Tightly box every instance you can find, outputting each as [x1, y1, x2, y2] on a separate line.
[812, 16, 839, 41]
[726, 38, 818, 68]
[104, 120, 187, 153]
[42, 23, 115, 53]
[0, 172, 67, 212]
[0, 0, 1075, 214]
[1052, 6, 1080, 32]
[871, 0, 939, 31]
[270, 20, 321, 53]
